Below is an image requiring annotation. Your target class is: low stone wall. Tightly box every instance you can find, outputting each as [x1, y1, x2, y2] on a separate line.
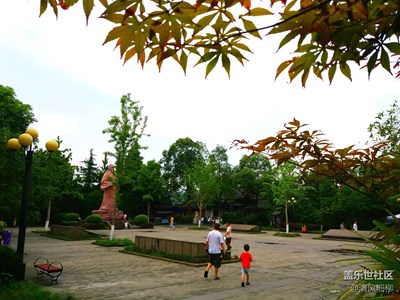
[321, 229, 376, 241]
[220, 224, 260, 232]
[50, 225, 94, 238]
[135, 235, 205, 257]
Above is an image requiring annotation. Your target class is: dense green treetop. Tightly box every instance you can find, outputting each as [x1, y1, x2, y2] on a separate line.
[160, 137, 207, 203]
[0, 85, 36, 140]
[368, 100, 400, 152]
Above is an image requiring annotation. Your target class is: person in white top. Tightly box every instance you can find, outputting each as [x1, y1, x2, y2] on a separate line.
[352, 221, 358, 231]
[225, 223, 232, 251]
[204, 224, 225, 280]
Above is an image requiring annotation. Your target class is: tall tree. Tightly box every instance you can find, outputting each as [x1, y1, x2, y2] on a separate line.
[368, 100, 400, 152]
[270, 162, 305, 233]
[135, 160, 167, 218]
[41, 0, 400, 85]
[208, 145, 235, 213]
[184, 146, 235, 219]
[77, 149, 104, 218]
[234, 153, 274, 211]
[0, 84, 36, 223]
[79, 149, 101, 194]
[185, 161, 219, 220]
[103, 94, 148, 219]
[31, 143, 82, 225]
[160, 137, 208, 204]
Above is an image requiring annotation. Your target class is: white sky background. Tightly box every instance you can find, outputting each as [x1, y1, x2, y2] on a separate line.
[0, 1, 399, 167]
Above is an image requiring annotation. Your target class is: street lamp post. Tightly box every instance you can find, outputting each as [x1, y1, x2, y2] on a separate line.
[289, 197, 297, 231]
[285, 196, 297, 233]
[7, 128, 58, 280]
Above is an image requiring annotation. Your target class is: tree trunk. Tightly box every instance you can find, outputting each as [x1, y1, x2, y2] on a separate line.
[198, 207, 203, 227]
[285, 199, 289, 233]
[44, 199, 52, 231]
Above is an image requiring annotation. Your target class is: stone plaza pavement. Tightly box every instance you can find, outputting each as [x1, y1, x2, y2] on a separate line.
[9, 225, 364, 300]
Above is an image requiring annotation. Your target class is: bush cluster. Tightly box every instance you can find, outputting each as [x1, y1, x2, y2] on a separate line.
[55, 212, 66, 223]
[139, 222, 154, 229]
[64, 213, 81, 221]
[85, 214, 103, 224]
[83, 214, 105, 229]
[132, 214, 148, 225]
[94, 238, 133, 246]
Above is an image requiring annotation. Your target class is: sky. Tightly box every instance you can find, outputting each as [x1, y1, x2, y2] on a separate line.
[1, 1, 399, 168]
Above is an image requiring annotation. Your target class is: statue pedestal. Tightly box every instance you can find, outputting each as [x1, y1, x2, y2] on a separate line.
[92, 210, 124, 222]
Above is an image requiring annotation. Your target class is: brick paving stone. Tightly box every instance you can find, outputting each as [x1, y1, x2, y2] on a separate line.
[7, 226, 361, 300]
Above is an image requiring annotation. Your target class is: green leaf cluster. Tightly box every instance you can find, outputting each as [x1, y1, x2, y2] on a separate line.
[39, 0, 400, 84]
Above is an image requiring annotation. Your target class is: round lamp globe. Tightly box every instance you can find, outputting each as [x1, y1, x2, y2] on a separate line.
[46, 140, 59, 152]
[7, 138, 21, 150]
[18, 133, 33, 147]
[25, 128, 39, 140]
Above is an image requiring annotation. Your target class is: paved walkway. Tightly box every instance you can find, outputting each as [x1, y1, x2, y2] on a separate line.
[8, 225, 362, 300]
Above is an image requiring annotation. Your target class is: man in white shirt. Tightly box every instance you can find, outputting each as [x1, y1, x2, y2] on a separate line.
[204, 224, 225, 280]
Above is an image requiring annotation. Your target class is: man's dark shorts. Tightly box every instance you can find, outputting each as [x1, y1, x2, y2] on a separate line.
[209, 253, 222, 268]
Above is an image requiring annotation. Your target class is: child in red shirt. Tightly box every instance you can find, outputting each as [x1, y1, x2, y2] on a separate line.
[240, 243, 253, 287]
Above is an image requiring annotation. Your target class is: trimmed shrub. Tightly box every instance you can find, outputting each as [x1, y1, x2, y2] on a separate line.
[55, 212, 67, 223]
[139, 222, 154, 229]
[94, 238, 133, 246]
[274, 232, 301, 237]
[60, 220, 79, 226]
[85, 214, 103, 224]
[83, 214, 105, 229]
[133, 214, 148, 226]
[64, 213, 80, 221]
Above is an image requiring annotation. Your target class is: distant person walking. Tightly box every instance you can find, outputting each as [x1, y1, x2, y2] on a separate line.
[204, 223, 225, 280]
[352, 221, 358, 231]
[240, 244, 253, 287]
[225, 222, 232, 251]
[340, 222, 346, 230]
[169, 216, 175, 230]
[0, 219, 6, 242]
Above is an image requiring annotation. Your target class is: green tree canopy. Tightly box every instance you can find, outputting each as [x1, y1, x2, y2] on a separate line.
[368, 100, 400, 152]
[135, 160, 167, 217]
[79, 148, 101, 193]
[0, 85, 36, 221]
[160, 137, 207, 204]
[103, 93, 148, 214]
[233, 153, 274, 210]
[31, 143, 83, 223]
[184, 145, 235, 216]
[0, 85, 36, 139]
